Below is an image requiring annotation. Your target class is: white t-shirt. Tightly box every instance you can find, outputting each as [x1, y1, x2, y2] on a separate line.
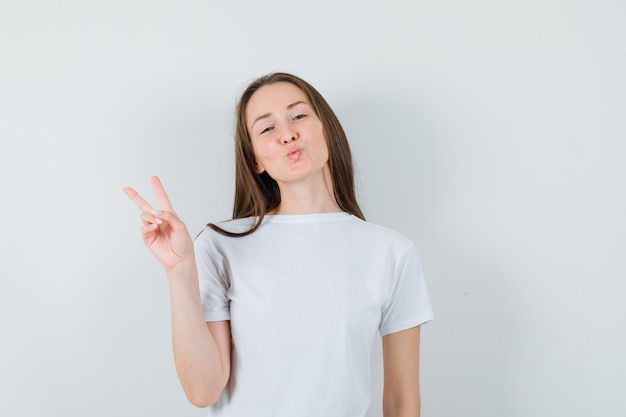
[195, 212, 434, 417]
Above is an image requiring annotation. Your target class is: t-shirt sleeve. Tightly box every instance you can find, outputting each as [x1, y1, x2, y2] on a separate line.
[379, 239, 434, 336]
[194, 228, 231, 322]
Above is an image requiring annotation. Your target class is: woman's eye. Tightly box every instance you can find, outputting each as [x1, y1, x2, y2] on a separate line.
[293, 114, 306, 120]
[260, 126, 273, 134]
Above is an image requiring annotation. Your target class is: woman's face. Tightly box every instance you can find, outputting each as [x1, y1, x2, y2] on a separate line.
[246, 82, 329, 187]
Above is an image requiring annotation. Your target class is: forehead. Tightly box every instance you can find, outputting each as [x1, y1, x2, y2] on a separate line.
[246, 82, 310, 125]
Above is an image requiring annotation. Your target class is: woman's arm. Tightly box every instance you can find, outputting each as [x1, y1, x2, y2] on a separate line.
[124, 177, 230, 407]
[382, 325, 422, 417]
[167, 260, 231, 407]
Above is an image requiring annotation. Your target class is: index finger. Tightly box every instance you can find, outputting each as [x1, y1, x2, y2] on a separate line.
[151, 175, 174, 212]
[123, 186, 154, 213]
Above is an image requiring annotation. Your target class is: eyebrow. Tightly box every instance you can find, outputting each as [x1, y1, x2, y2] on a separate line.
[250, 101, 308, 129]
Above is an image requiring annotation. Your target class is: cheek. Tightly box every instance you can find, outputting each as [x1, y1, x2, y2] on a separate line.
[312, 125, 328, 150]
[319, 132, 330, 160]
[252, 140, 278, 164]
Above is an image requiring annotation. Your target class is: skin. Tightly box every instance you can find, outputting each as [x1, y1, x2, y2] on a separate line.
[383, 326, 422, 417]
[124, 83, 423, 415]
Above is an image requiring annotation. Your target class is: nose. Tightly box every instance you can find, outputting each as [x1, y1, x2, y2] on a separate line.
[279, 125, 297, 144]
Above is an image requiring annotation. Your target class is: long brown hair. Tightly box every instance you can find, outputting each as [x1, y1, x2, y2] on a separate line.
[209, 72, 364, 237]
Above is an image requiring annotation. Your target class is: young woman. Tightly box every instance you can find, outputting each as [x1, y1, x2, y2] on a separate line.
[124, 73, 433, 417]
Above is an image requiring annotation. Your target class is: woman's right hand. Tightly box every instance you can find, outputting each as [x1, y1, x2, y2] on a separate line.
[123, 176, 194, 271]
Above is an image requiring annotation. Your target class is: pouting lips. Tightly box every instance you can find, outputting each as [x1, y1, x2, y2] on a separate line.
[287, 148, 302, 160]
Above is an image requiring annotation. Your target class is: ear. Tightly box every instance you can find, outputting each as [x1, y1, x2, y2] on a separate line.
[254, 161, 265, 174]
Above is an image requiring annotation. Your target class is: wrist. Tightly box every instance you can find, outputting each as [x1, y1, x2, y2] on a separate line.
[165, 258, 197, 280]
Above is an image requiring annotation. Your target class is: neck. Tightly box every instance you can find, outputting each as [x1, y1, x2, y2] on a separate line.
[270, 166, 341, 215]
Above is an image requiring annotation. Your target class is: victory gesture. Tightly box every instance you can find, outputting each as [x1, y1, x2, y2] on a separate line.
[124, 176, 194, 271]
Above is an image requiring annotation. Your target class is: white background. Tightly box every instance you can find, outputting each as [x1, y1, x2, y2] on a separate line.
[1, 1, 624, 416]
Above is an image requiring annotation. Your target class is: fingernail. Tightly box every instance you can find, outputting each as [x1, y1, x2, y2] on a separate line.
[155, 218, 163, 225]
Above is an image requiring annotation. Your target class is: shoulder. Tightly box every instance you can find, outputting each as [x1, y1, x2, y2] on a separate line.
[346, 216, 416, 251]
[194, 217, 257, 253]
